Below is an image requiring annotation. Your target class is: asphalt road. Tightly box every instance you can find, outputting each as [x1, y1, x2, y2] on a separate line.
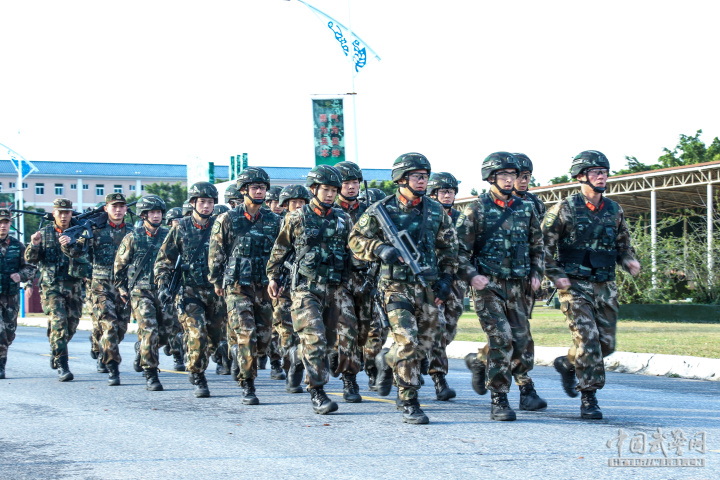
[2, 326, 718, 480]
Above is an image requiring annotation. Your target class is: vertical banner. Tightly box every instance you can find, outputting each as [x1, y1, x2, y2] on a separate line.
[312, 98, 345, 165]
[230, 156, 237, 181]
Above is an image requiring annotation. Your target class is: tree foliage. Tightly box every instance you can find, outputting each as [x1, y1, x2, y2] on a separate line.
[548, 174, 570, 185]
[366, 180, 396, 196]
[615, 130, 720, 175]
[127, 182, 188, 209]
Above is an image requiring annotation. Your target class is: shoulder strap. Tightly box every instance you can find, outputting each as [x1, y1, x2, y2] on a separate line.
[128, 228, 164, 290]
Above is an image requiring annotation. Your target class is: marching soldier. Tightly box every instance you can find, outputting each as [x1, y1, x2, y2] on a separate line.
[155, 182, 225, 398]
[160, 206, 186, 371]
[457, 153, 546, 421]
[348, 153, 458, 424]
[1, 209, 36, 379]
[512, 153, 546, 219]
[165, 207, 184, 228]
[267, 165, 360, 415]
[224, 184, 243, 209]
[209, 167, 283, 405]
[63, 194, 133, 385]
[265, 185, 285, 215]
[182, 201, 193, 217]
[544, 150, 640, 419]
[114, 196, 173, 391]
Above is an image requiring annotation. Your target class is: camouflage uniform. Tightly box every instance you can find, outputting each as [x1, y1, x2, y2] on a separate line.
[543, 192, 636, 392]
[208, 204, 281, 382]
[266, 204, 360, 388]
[155, 216, 224, 375]
[114, 225, 173, 370]
[515, 189, 547, 320]
[349, 192, 458, 402]
[457, 192, 544, 393]
[1, 231, 35, 370]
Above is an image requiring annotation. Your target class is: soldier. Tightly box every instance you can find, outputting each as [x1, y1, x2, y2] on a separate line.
[267, 165, 360, 415]
[155, 182, 225, 398]
[544, 150, 640, 419]
[114, 196, 173, 391]
[265, 185, 285, 215]
[425, 172, 466, 401]
[0, 209, 36, 379]
[275, 184, 311, 394]
[182, 201, 193, 217]
[159, 206, 186, 371]
[224, 184, 243, 209]
[208, 167, 283, 405]
[165, 207, 184, 228]
[512, 153, 546, 219]
[457, 153, 546, 421]
[63, 193, 133, 385]
[87, 201, 106, 364]
[348, 153, 458, 424]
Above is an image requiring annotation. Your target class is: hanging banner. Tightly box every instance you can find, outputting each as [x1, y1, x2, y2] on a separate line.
[312, 98, 345, 165]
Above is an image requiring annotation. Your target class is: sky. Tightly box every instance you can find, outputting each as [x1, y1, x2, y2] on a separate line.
[2, 0, 720, 195]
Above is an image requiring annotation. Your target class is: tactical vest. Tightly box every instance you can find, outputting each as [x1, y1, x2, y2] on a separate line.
[472, 194, 533, 279]
[179, 216, 214, 288]
[338, 201, 368, 224]
[91, 223, 132, 281]
[557, 194, 620, 282]
[449, 208, 461, 227]
[0, 237, 23, 296]
[522, 191, 546, 219]
[294, 205, 350, 285]
[223, 208, 280, 287]
[39, 225, 89, 283]
[376, 195, 444, 283]
[127, 226, 169, 290]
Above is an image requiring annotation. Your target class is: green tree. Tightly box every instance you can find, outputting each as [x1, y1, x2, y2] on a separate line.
[470, 188, 478, 196]
[127, 182, 188, 209]
[529, 176, 540, 188]
[367, 180, 396, 196]
[548, 174, 570, 185]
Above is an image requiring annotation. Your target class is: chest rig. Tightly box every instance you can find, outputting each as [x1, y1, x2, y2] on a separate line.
[294, 205, 349, 286]
[0, 237, 23, 295]
[223, 207, 280, 287]
[127, 226, 169, 290]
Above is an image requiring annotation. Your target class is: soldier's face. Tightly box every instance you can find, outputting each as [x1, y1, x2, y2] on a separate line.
[268, 200, 284, 214]
[171, 219, 181, 227]
[315, 185, 338, 204]
[436, 188, 456, 205]
[145, 209, 163, 226]
[287, 199, 307, 212]
[341, 179, 360, 199]
[493, 170, 517, 191]
[406, 170, 428, 192]
[193, 198, 215, 216]
[514, 171, 532, 192]
[105, 202, 128, 223]
[54, 209, 73, 229]
[0, 219, 9, 237]
[579, 168, 608, 188]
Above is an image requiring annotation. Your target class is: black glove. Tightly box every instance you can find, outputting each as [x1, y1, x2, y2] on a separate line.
[157, 286, 173, 305]
[374, 244, 403, 265]
[433, 274, 453, 302]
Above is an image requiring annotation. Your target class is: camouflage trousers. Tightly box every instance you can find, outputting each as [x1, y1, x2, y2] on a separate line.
[429, 278, 466, 375]
[559, 279, 618, 392]
[179, 286, 225, 374]
[167, 305, 185, 355]
[348, 270, 385, 366]
[41, 280, 83, 359]
[85, 288, 102, 357]
[381, 280, 444, 401]
[225, 284, 273, 380]
[272, 292, 298, 357]
[132, 289, 174, 370]
[291, 280, 360, 388]
[473, 277, 534, 393]
[92, 279, 131, 364]
[0, 294, 19, 361]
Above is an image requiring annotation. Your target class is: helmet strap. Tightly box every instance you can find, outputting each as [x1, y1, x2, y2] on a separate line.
[339, 192, 358, 202]
[310, 187, 334, 210]
[193, 205, 213, 219]
[579, 178, 606, 194]
[492, 181, 514, 196]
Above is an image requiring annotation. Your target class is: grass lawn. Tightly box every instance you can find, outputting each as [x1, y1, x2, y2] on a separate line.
[455, 305, 720, 359]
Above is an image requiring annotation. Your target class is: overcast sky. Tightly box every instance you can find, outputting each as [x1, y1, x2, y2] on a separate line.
[2, 0, 719, 194]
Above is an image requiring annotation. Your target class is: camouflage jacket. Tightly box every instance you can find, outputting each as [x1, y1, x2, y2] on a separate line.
[114, 225, 170, 295]
[335, 199, 368, 224]
[154, 216, 215, 289]
[456, 192, 544, 283]
[26, 224, 89, 286]
[63, 221, 133, 282]
[517, 190, 547, 219]
[348, 192, 458, 284]
[1, 236, 35, 296]
[542, 192, 636, 283]
[208, 204, 282, 289]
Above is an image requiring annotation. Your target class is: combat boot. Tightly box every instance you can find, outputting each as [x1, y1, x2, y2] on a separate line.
[341, 373, 362, 403]
[270, 359, 286, 380]
[464, 353, 487, 395]
[50, 351, 57, 370]
[0, 357, 6, 379]
[580, 390, 603, 419]
[431, 373, 456, 401]
[230, 345, 239, 381]
[57, 351, 74, 382]
[396, 391, 403, 410]
[257, 354, 268, 370]
[374, 348, 393, 397]
[285, 346, 304, 394]
[106, 360, 120, 386]
[327, 350, 339, 377]
[420, 356, 429, 375]
[401, 398, 429, 424]
[190, 372, 210, 398]
[145, 368, 163, 391]
[97, 357, 109, 373]
[215, 342, 231, 375]
[90, 337, 98, 359]
[133, 341, 143, 372]
[365, 363, 378, 391]
[490, 392, 516, 421]
[173, 351, 186, 372]
[241, 378, 260, 405]
[518, 382, 547, 411]
[163, 344, 172, 356]
[553, 356, 579, 398]
[309, 386, 338, 415]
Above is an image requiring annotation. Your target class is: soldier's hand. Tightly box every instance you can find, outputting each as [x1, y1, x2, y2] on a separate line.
[157, 288, 172, 305]
[10, 273, 21, 283]
[531, 277, 541, 292]
[470, 274, 489, 291]
[31, 231, 42, 246]
[433, 274, 453, 304]
[374, 244, 403, 265]
[627, 260, 641, 277]
[58, 235, 71, 246]
[555, 278, 571, 290]
[215, 287, 224, 297]
[268, 280, 281, 299]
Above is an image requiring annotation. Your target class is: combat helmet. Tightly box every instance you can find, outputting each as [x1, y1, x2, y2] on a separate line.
[279, 184, 312, 208]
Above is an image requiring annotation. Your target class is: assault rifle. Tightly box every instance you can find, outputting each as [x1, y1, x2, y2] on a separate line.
[11, 209, 55, 230]
[373, 202, 428, 287]
[62, 201, 137, 252]
[278, 251, 297, 293]
[167, 255, 184, 301]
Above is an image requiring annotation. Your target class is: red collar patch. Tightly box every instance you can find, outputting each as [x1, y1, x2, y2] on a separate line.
[398, 194, 422, 207]
[340, 201, 359, 210]
[108, 221, 126, 229]
[586, 200, 604, 212]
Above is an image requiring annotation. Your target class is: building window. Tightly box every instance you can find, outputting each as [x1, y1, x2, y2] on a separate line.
[0, 183, 3, 192]
[9, 182, 15, 189]
[36, 183, 45, 195]
[141, 185, 145, 191]
[83, 184, 89, 190]
[114, 184, 123, 193]
[22, 182, 28, 189]
[55, 184, 64, 195]
[96, 185, 104, 196]
[129, 185, 136, 191]
[70, 184, 77, 190]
